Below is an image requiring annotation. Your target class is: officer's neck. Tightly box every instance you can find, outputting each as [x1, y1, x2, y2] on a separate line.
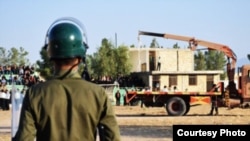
[54, 65, 78, 72]
[53, 65, 79, 78]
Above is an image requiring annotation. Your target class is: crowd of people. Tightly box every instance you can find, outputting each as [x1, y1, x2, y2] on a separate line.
[0, 64, 42, 111]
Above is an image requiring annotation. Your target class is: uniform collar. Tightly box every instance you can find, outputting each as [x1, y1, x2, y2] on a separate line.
[54, 69, 81, 79]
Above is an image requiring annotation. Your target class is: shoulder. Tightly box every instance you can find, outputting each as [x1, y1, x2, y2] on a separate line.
[29, 79, 106, 94]
[24, 80, 108, 105]
[81, 80, 105, 91]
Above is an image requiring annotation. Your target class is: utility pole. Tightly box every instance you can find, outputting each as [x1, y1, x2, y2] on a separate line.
[115, 33, 117, 48]
[115, 32, 118, 81]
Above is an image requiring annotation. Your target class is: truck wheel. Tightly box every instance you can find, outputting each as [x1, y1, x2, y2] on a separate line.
[166, 97, 187, 116]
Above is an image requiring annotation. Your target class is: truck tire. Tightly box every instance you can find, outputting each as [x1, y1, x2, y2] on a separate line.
[166, 97, 187, 116]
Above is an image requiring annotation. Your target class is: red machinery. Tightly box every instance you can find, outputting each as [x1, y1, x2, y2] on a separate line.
[125, 31, 250, 116]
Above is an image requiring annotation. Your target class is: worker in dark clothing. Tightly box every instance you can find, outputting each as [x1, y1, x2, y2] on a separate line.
[13, 17, 121, 141]
[0, 90, 5, 110]
[209, 96, 219, 115]
[156, 56, 161, 71]
[123, 89, 128, 106]
[115, 90, 121, 106]
[208, 84, 219, 116]
[0, 89, 9, 111]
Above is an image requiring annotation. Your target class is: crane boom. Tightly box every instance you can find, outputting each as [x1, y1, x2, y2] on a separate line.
[138, 30, 238, 95]
[138, 31, 237, 62]
[138, 31, 237, 78]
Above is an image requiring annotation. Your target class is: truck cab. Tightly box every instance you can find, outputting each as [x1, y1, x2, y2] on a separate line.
[238, 64, 250, 106]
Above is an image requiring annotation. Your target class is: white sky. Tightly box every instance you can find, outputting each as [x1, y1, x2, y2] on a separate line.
[0, 0, 249, 64]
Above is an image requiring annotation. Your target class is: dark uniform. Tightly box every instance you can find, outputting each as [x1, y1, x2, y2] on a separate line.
[209, 96, 218, 115]
[208, 84, 219, 115]
[14, 70, 120, 141]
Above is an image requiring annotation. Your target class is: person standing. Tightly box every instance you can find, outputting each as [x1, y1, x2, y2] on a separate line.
[156, 56, 161, 71]
[115, 90, 121, 106]
[162, 85, 168, 92]
[209, 95, 219, 115]
[208, 84, 219, 116]
[13, 17, 121, 141]
[123, 88, 128, 106]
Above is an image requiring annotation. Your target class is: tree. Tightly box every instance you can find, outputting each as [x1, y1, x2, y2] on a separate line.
[205, 50, 226, 70]
[83, 54, 92, 73]
[0, 47, 9, 65]
[36, 46, 53, 80]
[214, 51, 226, 70]
[130, 44, 135, 48]
[194, 49, 227, 79]
[213, 51, 227, 79]
[150, 38, 160, 48]
[97, 38, 115, 80]
[0, 46, 29, 66]
[205, 50, 217, 70]
[173, 43, 180, 49]
[194, 50, 206, 70]
[8, 47, 29, 66]
[36, 38, 132, 83]
[114, 45, 132, 78]
[89, 38, 132, 82]
[89, 52, 102, 80]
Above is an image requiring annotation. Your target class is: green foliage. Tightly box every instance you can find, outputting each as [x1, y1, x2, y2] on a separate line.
[194, 50, 206, 70]
[96, 38, 115, 78]
[89, 52, 102, 79]
[36, 46, 86, 80]
[89, 38, 132, 81]
[36, 47, 54, 80]
[36, 38, 132, 82]
[0, 47, 9, 65]
[194, 50, 227, 79]
[114, 45, 132, 76]
[130, 44, 135, 48]
[0, 46, 29, 66]
[173, 43, 180, 49]
[205, 50, 226, 70]
[150, 38, 160, 48]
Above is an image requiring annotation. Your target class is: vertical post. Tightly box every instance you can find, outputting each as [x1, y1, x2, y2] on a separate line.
[11, 80, 24, 139]
[115, 33, 119, 80]
[137, 33, 141, 72]
[115, 33, 117, 48]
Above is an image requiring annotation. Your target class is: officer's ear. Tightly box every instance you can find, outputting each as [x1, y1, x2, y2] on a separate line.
[77, 57, 82, 64]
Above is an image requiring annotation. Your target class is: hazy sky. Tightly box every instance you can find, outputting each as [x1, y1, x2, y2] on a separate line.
[0, 0, 249, 64]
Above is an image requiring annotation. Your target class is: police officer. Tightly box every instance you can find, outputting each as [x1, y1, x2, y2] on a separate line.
[13, 17, 121, 141]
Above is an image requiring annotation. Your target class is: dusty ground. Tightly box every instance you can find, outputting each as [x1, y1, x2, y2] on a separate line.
[1, 104, 250, 141]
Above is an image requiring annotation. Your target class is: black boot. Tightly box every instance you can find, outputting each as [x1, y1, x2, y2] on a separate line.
[208, 108, 214, 115]
[214, 108, 219, 115]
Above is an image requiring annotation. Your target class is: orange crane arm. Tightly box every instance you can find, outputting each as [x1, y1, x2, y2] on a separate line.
[138, 30, 237, 83]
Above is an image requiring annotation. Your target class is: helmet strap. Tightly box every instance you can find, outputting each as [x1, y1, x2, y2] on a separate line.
[56, 62, 79, 80]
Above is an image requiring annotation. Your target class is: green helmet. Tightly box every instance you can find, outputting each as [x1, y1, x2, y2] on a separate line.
[45, 17, 88, 60]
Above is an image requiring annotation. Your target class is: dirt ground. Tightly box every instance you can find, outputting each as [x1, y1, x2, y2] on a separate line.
[1, 104, 250, 141]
